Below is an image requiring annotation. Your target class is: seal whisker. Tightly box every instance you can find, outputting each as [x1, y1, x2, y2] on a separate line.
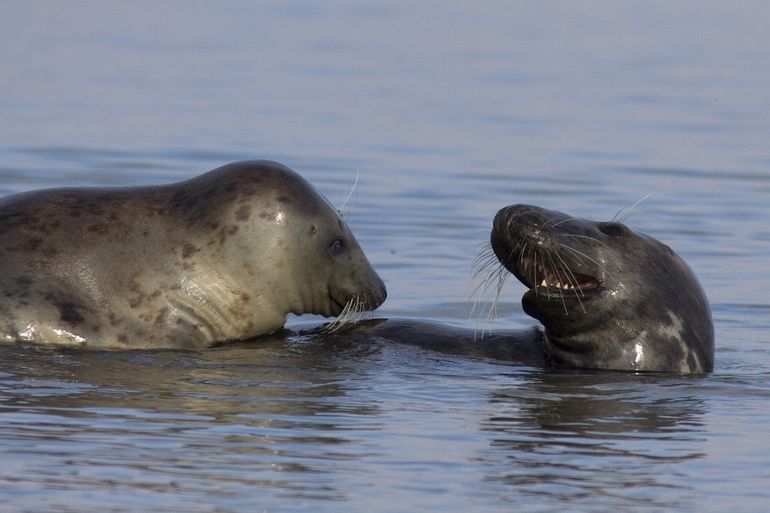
[613, 193, 652, 223]
[556, 233, 609, 248]
[468, 241, 517, 335]
[558, 243, 616, 282]
[338, 170, 360, 218]
[555, 248, 589, 315]
[491, 263, 511, 318]
[468, 245, 502, 298]
[323, 293, 371, 333]
[532, 246, 542, 299]
[537, 248, 551, 298]
[545, 248, 569, 315]
[552, 247, 588, 314]
[470, 250, 500, 281]
[547, 217, 581, 229]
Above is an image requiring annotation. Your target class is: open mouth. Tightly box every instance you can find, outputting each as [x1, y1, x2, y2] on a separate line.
[516, 257, 601, 296]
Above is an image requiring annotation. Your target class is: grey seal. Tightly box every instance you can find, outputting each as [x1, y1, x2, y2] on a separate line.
[318, 204, 714, 374]
[0, 160, 386, 348]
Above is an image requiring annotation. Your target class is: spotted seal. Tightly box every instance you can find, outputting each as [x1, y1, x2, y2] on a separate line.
[0, 160, 386, 348]
[321, 204, 714, 374]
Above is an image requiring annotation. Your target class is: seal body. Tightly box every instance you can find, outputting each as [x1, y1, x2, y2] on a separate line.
[0, 160, 386, 348]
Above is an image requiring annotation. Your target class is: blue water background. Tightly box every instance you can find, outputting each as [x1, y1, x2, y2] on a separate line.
[1, 2, 769, 512]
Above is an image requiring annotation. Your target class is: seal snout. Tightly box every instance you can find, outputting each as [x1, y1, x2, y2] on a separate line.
[490, 204, 603, 300]
[355, 281, 387, 311]
[329, 275, 386, 317]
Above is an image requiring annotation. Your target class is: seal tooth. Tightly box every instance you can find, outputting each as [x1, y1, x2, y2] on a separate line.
[540, 279, 547, 287]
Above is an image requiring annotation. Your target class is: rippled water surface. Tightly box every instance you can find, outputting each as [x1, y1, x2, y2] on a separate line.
[2, 2, 770, 512]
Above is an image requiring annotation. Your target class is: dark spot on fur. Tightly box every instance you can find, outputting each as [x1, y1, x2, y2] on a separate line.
[117, 334, 129, 344]
[235, 204, 251, 221]
[212, 225, 239, 245]
[15, 276, 33, 287]
[182, 243, 200, 258]
[276, 195, 291, 204]
[154, 307, 169, 326]
[87, 223, 110, 234]
[58, 302, 85, 325]
[21, 238, 43, 251]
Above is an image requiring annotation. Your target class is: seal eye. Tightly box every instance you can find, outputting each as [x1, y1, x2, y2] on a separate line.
[329, 238, 346, 256]
[599, 222, 627, 237]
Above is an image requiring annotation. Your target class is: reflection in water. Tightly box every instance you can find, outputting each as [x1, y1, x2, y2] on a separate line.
[0, 338, 714, 511]
[0, 339, 387, 505]
[478, 372, 707, 510]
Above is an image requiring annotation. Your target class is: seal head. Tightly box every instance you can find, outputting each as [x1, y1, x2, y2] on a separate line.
[491, 204, 714, 373]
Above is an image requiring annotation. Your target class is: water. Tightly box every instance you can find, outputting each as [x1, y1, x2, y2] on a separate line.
[1, 1, 770, 512]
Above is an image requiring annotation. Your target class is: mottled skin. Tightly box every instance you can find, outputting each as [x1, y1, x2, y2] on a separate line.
[325, 204, 713, 374]
[0, 160, 386, 348]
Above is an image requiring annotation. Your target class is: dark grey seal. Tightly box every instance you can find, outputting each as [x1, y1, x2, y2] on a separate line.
[316, 204, 714, 374]
[0, 160, 386, 348]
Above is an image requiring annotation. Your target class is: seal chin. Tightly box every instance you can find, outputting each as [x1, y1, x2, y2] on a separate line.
[327, 294, 348, 317]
